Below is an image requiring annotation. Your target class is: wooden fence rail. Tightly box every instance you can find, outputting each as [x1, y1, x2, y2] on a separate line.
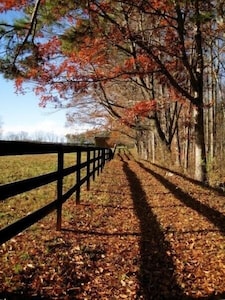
[0, 141, 113, 245]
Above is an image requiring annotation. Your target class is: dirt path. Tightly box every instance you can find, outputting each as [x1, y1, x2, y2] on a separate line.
[1, 150, 225, 299]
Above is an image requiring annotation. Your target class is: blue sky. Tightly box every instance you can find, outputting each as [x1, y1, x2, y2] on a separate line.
[0, 10, 90, 141]
[0, 12, 71, 139]
[0, 75, 84, 140]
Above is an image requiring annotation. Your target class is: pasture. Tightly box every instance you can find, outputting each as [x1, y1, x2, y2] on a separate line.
[0, 153, 86, 229]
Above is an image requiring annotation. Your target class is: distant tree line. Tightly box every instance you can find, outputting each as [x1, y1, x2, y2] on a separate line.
[0, 129, 65, 143]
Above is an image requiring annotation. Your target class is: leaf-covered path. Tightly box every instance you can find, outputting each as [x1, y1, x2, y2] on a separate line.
[1, 149, 225, 299]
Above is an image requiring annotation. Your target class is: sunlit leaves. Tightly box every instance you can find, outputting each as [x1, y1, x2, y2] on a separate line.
[122, 100, 157, 125]
[0, 0, 28, 12]
[1, 153, 225, 298]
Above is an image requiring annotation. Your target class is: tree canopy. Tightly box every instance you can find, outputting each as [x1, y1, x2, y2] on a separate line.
[1, 0, 225, 182]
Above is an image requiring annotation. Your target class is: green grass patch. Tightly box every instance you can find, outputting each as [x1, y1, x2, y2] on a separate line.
[0, 153, 90, 229]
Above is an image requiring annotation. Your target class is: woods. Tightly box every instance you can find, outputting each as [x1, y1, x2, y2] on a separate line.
[1, 0, 225, 184]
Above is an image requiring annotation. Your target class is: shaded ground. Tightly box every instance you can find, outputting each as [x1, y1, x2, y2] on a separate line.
[1, 149, 225, 299]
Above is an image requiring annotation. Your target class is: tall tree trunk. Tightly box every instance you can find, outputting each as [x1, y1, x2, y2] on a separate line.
[151, 131, 156, 163]
[193, 0, 207, 183]
[193, 105, 207, 182]
[175, 126, 181, 167]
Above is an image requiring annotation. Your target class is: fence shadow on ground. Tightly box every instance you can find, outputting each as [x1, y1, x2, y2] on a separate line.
[149, 161, 225, 196]
[122, 160, 189, 299]
[122, 158, 225, 299]
[138, 162, 225, 235]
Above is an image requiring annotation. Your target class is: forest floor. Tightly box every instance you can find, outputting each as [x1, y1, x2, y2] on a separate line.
[1, 149, 225, 299]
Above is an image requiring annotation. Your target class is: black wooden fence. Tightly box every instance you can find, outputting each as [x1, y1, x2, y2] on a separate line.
[0, 141, 113, 245]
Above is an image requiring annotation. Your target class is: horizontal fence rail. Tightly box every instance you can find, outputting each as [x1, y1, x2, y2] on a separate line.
[0, 141, 113, 245]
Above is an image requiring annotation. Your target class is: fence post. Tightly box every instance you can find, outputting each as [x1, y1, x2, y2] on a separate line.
[93, 149, 96, 181]
[97, 149, 100, 176]
[57, 147, 63, 231]
[101, 149, 105, 172]
[86, 149, 90, 191]
[76, 150, 81, 204]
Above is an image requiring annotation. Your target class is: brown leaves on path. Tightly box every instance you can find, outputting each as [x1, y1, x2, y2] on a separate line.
[1, 149, 225, 299]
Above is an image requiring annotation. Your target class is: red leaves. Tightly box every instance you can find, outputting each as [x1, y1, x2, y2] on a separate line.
[110, 54, 155, 79]
[0, 0, 28, 12]
[132, 100, 157, 116]
[38, 36, 62, 59]
[14, 77, 24, 93]
[122, 100, 157, 125]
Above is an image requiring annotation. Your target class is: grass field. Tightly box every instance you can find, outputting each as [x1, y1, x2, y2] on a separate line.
[0, 153, 88, 229]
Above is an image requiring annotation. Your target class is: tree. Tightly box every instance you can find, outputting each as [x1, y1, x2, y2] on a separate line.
[0, 0, 224, 182]
[5, 131, 29, 141]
